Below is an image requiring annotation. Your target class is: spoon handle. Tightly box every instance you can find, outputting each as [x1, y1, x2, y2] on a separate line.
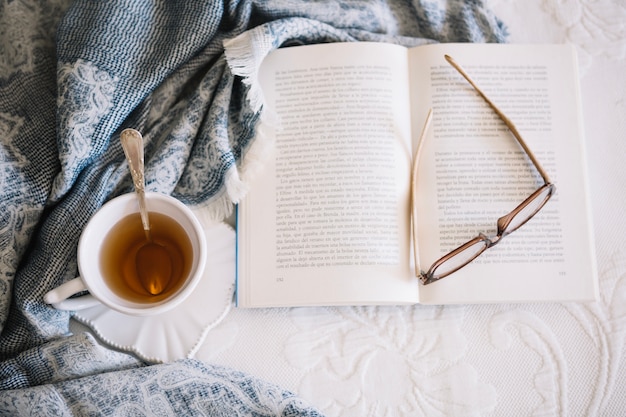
[120, 129, 151, 237]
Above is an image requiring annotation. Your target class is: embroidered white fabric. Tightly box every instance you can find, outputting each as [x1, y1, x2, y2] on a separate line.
[195, 1, 626, 415]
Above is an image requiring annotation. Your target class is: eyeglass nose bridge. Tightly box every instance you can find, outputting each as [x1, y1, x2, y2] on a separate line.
[480, 231, 504, 248]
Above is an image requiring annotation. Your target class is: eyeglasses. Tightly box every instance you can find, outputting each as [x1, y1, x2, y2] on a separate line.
[411, 55, 556, 285]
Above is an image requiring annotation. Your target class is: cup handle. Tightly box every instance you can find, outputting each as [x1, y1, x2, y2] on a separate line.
[44, 277, 101, 310]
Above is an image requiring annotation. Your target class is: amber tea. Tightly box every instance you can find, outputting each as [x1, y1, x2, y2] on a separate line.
[100, 211, 193, 303]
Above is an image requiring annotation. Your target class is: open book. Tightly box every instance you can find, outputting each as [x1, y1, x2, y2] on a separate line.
[236, 42, 598, 308]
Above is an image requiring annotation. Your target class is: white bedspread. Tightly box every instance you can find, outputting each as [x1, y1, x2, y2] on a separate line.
[194, 1, 626, 415]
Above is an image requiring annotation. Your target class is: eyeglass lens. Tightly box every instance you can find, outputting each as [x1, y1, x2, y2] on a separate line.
[429, 238, 488, 280]
[499, 185, 553, 234]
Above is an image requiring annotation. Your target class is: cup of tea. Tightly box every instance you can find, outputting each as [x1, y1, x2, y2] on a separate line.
[44, 192, 207, 316]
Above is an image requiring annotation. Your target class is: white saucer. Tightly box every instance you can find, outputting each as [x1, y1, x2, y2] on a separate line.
[73, 220, 236, 363]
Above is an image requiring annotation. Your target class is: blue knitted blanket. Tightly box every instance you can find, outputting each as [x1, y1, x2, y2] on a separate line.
[0, 0, 505, 414]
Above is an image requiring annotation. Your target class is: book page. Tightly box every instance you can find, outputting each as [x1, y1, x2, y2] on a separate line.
[238, 42, 419, 307]
[407, 43, 598, 304]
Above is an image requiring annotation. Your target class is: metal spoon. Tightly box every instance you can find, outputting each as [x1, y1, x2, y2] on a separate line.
[120, 128, 172, 295]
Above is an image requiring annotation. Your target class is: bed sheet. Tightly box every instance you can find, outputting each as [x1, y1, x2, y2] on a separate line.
[193, 1, 626, 415]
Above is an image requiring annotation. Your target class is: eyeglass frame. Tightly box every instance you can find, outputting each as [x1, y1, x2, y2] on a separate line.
[411, 54, 556, 285]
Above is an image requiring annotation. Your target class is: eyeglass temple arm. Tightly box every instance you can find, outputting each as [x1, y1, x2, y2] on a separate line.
[411, 108, 433, 278]
[444, 55, 552, 184]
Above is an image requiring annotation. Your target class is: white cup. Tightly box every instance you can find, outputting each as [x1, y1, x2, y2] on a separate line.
[44, 192, 207, 316]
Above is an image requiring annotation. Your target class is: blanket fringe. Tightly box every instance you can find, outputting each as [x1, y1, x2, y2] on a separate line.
[194, 114, 275, 224]
[223, 28, 271, 114]
[193, 28, 279, 223]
